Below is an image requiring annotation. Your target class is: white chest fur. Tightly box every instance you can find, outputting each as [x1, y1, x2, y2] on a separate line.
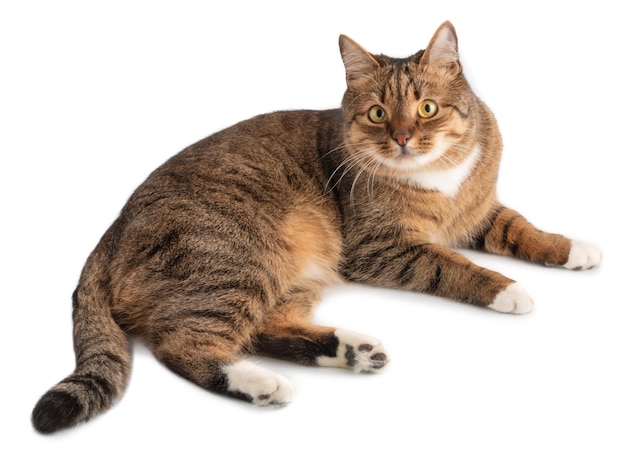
[403, 144, 481, 197]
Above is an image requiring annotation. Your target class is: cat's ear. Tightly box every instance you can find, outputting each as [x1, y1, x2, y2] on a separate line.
[419, 21, 461, 75]
[339, 35, 380, 86]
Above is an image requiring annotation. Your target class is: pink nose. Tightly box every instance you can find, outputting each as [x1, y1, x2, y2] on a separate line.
[393, 130, 411, 146]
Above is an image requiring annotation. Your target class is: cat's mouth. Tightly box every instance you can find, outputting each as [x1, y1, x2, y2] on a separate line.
[398, 145, 426, 157]
[381, 141, 448, 173]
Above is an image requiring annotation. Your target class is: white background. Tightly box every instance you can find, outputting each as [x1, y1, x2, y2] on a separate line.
[2, 1, 624, 450]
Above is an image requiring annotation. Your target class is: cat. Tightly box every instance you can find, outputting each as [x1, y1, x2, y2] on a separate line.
[32, 21, 601, 434]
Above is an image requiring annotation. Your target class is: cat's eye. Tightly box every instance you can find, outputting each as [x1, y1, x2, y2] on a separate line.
[417, 100, 439, 118]
[368, 106, 387, 123]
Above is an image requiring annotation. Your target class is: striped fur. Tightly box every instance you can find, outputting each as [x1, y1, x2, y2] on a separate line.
[32, 21, 600, 433]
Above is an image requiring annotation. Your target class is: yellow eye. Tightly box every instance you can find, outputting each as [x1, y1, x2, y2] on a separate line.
[368, 105, 387, 123]
[417, 100, 438, 118]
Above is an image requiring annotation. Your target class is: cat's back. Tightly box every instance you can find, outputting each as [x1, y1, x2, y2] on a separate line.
[130, 109, 343, 207]
[101, 109, 345, 294]
[172, 109, 341, 171]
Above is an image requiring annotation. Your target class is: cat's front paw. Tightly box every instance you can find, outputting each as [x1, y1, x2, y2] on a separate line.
[563, 240, 602, 270]
[488, 282, 533, 314]
[316, 329, 388, 373]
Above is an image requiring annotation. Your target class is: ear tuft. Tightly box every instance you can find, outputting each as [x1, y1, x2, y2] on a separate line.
[339, 35, 380, 86]
[420, 21, 461, 75]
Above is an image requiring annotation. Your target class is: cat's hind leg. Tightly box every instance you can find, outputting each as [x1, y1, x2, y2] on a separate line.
[251, 290, 388, 373]
[253, 323, 388, 373]
[152, 333, 296, 407]
[143, 291, 296, 410]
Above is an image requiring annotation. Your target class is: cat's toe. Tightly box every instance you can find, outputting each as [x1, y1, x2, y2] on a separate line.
[254, 373, 296, 407]
[253, 375, 296, 408]
[564, 240, 602, 270]
[316, 329, 388, 373]
[489, 282, 533, 314]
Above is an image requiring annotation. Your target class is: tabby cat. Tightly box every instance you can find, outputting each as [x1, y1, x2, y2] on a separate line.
[32, 21, 601, 434]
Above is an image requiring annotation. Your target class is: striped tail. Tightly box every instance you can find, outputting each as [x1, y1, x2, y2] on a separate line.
[32, 248, 131, 433]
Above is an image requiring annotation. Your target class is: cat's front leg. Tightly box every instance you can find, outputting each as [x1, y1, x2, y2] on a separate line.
[474, 205, 602, 269]
[341, 240, 533, 313]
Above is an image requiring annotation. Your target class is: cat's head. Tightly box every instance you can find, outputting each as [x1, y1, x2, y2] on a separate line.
[339, 21, 481, 181]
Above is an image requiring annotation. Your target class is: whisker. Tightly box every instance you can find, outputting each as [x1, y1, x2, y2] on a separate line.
[320, 140, 385, 160]
[324, 149, 377, 195]
[323, 140, 387, 195]
[366, 158, 386, 202]
[349, 150, 380, 208]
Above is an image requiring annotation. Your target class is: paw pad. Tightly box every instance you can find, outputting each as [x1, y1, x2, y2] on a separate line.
[345, 344, 387, 372]
[317, 329, 388, 373]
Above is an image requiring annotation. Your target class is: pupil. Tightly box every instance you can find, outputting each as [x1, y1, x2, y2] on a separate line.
[377, 109, 383, 117]
[425, 104, 431, 113]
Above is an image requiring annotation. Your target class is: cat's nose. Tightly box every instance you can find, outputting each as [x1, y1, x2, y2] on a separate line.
[392, 130, 412, 146]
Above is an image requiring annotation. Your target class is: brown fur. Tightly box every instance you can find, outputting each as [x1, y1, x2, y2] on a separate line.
[32, 22, 599, 434]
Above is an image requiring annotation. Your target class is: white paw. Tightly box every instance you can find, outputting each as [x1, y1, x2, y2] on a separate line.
[223, 361, 295, 407]
[564, 240, 602, 270]
[489, 282, 534, 314]
[316, 329, 388, 373]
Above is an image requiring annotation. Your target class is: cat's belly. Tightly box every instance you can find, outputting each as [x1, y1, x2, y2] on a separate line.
[281, 203, 342, 286]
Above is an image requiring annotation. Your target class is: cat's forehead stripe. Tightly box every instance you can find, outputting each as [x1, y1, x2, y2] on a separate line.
[381, 63, 419, 104]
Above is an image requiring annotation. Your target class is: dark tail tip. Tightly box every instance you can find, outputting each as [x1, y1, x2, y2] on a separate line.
[32, 391, 84, 434]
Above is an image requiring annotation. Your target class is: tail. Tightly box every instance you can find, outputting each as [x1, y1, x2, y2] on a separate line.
[32, 246, 131, 434]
